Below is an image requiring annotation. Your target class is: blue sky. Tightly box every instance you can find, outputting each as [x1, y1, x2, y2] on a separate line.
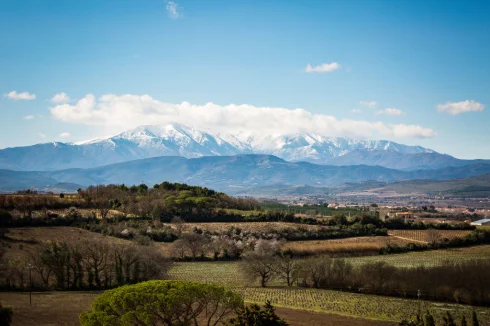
[1, 0, 489, 159]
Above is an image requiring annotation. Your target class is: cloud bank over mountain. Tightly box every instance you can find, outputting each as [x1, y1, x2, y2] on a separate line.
[50, 94, 437, 140]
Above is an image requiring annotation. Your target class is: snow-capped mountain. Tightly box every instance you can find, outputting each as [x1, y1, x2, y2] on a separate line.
[0, 122, 476, 172]
[82, 123, 435, 158]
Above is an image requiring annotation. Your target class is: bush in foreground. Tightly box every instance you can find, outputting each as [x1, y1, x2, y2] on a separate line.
[80, 280, 243, 326]
[0, 302, 13, 326]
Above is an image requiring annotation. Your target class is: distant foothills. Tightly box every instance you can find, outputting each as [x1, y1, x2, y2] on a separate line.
[1, 123, 490, 194]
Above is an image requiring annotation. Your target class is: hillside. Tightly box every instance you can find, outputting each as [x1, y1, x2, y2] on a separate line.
[322, 150, 489, 171]
[374, 173, 490, 196]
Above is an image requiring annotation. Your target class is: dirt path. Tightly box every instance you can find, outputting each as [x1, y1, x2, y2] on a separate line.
[387, 234, 428, 244]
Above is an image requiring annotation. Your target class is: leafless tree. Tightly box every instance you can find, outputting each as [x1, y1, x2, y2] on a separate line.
[171, 216, 185, 237]
[241, 251, 277, 287]
[332, 258, 353, 290]
[182, 233, 208, 259]
[82, 240, 109, 287]
[276, 252, 297, 286]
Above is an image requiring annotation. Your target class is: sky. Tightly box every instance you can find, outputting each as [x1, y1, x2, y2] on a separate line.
[1, 0, 489, 159]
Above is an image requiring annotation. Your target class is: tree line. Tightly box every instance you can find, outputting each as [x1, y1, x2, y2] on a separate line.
[0, 240, 171, 291]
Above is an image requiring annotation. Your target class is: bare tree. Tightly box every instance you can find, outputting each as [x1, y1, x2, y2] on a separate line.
[137, 246, 172, 280]
[427, 229, 441, 248]
[28, 248, 52, 288]
[171, 239, 188, 260]
[332, 258, 353, 290]
[241, 252, 277, 287]
[360, 261, 396, 293]
[171, 216, 185, 237]
[82, 240, 109, 288]
[182, 233, 208, 259]
[276, 252, 297, 286]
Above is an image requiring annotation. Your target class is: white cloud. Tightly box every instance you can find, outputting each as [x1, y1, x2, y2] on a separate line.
[390, 125, 436, 138]
[437, 100, 484, 115]
[360, 101, 377, 108]
[165, 1, 181, 19]
[51, 92, 70, 104]
[375, 108, 404, 116]
[50, 93, 436, 139]
[5, 91, 36, 100]
[305, 62, 341, 73]
[59, 132, 71, 138]
[23, 115, 35, 120]
[350, 109, 362, 114]
[38, 133, 46, 139]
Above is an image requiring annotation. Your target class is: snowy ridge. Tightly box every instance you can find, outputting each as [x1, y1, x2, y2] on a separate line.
[72, 123, 435, 162]
[2, 123, 480, 172]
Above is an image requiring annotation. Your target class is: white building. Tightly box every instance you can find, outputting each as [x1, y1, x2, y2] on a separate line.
[470, 219, 490, 226]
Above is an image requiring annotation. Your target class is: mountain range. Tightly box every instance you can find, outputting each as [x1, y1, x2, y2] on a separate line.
[2, 123, 490, 194]
[2, 123, 481, 172]
[2, 154, 490, 194]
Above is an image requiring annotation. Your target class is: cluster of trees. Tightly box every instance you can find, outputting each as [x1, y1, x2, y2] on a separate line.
[0, 240, 170, 290]
[80, 280, 288, 326]
[0, 182, 260, 221]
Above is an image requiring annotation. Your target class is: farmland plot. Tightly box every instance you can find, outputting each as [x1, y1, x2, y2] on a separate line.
[346, 245, 490, 267]
[388, 229, 472, 243]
